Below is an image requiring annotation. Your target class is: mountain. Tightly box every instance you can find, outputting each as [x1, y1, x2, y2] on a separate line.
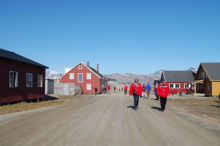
[188, 67, 198, 73]
[105, 73, 159, 85]
[153, 69, 163, 77]
[46, 70, 64, 79]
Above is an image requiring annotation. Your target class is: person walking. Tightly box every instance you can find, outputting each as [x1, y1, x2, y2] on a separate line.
[157, 80, 170, 112]
[141, 84, 145, 97]
[129, 78, 142, 110]
[114, 87, 116, 91]
[154, 83, 159, 100]
[107, 85, 111, 95]
[95, 87, 98, 96]
[124, 85, 128, 95]
[145, 83, 151, 98]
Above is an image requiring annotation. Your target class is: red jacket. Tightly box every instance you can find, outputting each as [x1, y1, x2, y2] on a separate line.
[107, 85, 110, 90]
[157, 83, 170, 98]
[124, 86, 128, 91]
[129, 83, 142, 96]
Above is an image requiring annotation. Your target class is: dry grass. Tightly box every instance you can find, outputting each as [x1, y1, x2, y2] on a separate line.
[0, 94, 85, 115]
[168, 97, 220, 120]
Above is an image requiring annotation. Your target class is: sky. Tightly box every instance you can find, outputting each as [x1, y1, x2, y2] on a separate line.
[0, 0, 220, 74]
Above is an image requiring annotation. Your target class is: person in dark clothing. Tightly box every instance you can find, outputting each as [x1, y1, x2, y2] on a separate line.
[95, 87, 98, 96]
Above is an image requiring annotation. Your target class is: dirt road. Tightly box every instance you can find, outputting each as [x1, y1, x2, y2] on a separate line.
[0, 93, 219, 146]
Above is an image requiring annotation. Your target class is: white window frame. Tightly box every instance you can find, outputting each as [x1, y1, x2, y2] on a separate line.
[26, 73, 33, 87]
[78, 65, 82, 69]
[169, 83, 174, 88]
[38, 75, 43, 87]
[174, 84, 180, 89]
[78, 73, 83, 82]
[87, 83, 91, 90]
[69, 73, 74, 79]
[9, 71, 18, 87]
[200, 72, 205, 79]
[207, 83, 211, 91]
[87, 73, 91, 80]
[184, 83, 189, 89]
[191, 84, 195, 88]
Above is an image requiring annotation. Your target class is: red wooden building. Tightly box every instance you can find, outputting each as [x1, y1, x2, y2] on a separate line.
[161, 70, 196, 93]
[61, 62, 106, 94]
[0, 48, 48, 104]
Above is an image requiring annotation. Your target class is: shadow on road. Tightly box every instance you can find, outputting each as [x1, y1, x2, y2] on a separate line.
[44, 95, 59, 101]
[151, 106, 162, 111]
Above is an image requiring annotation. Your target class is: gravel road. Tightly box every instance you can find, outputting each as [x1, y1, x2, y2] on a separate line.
[0, 93, 219, 146]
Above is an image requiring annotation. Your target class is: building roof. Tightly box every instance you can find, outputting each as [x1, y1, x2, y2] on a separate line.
[201, 63, 220, 80]
[89, 67, 105, 78]
[163, 71, 195, 82]
[0, 48, 48, 68]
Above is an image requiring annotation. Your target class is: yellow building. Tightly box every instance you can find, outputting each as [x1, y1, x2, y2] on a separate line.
[192, 63, 220, 97]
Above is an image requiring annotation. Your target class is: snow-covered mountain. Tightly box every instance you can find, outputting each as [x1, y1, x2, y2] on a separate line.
[46, 70, 64, 79]
[153, 69, 164, 77]
[188, 67, 198, 73]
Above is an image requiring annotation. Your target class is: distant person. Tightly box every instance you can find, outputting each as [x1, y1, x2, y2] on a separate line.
[107, 85, 111, 95]
[157, 80, 170, 112]
[114, 87, 116, 91]
[154, 83, 159, 100]
[122, 87, 123, 91]
[145, 83, 151, 98]
[218, 93, 220, 108]
[124, 85, 128, 95]
[180, 88, 184, 96]
[95, 87, 98, 96]
[129, 78, 142, 110]
[141, 84, 145, 97]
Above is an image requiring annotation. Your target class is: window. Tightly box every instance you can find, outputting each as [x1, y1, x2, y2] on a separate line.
[191, 84, 195, 88]
[87, 84, 91, 90]
[169, 84, 174, 88]
[200, 72, 205, 79]
[175, 84, 180, 88]
[184, 84, 189, 88]
[70, 73, 74, 79]
[87, 73, 91, 80]
[38, 75, 43, 87]
[9, 71, 18, 87]
[26, 73, 33, 87]
[207, 83, 210, 91]
[78, 65, 82, 69]
[78, 73, 83, 82]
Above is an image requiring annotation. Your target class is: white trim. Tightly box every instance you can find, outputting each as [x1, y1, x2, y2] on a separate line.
[69, 73, 74, 79]
[9, 71, 18, 88]
[78, 73, 83, 82]
[26, 73, 33, 87]
[174, 83, 180, 88]
[184, 83, 190, 89]
[87, 83, 91, 90]
[38, 75, 43, 87]
[169, 83, 174, 89]
[87, 73, 91, 80]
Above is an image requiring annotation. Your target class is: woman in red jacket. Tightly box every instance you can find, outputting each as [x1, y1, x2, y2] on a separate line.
[129, 78, 142, 110]
[157, 80, 170, 112]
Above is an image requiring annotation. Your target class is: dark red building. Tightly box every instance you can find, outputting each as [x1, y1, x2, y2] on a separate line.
[61, 62, 106, 94]
[161, 70, 196, 93]
[0, 48, 48, 104]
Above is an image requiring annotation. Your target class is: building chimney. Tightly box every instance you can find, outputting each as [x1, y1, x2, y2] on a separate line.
[97, 64, 99, 72]
[87, 61, 89, 67]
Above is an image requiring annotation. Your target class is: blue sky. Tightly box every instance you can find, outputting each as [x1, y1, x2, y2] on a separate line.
[0, 0, 220, 74]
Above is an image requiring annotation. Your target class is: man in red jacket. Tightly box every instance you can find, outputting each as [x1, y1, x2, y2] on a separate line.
[129, 78, 142, 110]
[157, 80, 170, 112]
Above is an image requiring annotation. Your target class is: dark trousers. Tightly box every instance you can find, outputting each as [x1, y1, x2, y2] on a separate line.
[133, 94, 139, 108]
[160, 97, 167, 111]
